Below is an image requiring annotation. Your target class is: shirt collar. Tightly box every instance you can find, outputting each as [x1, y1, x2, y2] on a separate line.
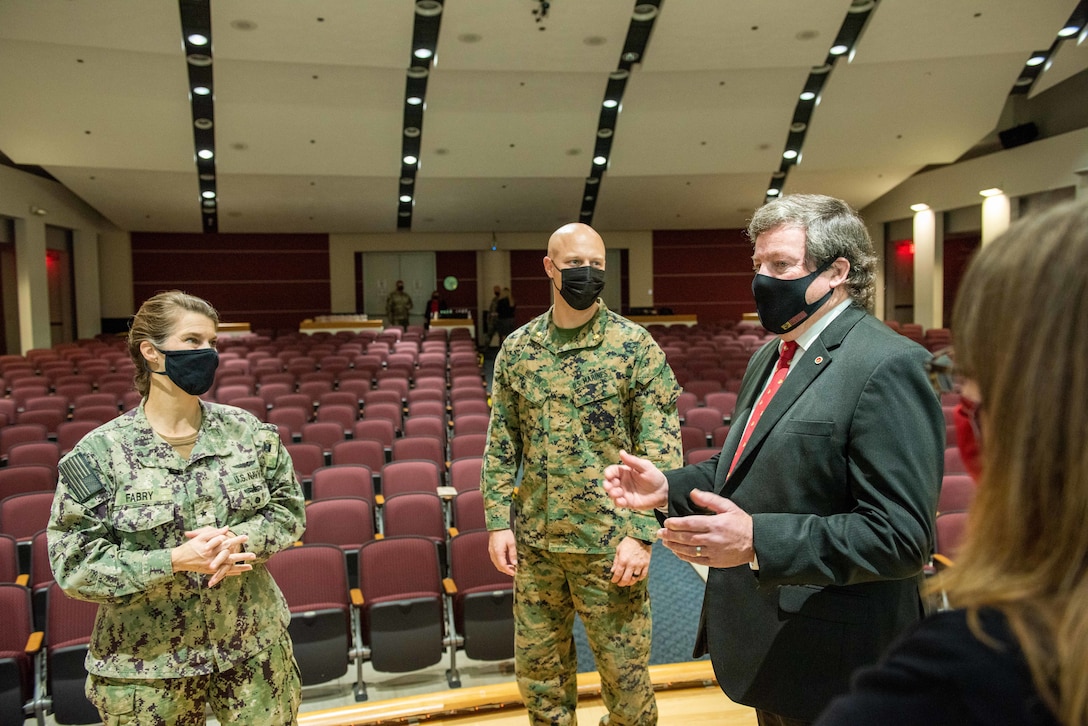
[790, 298, 852, 354]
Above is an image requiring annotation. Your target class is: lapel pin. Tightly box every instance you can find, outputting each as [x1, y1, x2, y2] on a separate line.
[814, 356, 824, 364]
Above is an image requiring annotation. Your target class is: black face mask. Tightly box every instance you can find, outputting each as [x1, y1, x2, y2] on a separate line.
[752, 258, 835, 334]
[152, 348, 220, 396]
[553, 264, 606, 311]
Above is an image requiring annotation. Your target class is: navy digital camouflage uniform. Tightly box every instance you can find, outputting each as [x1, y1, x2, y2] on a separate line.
[481, 300, 683, 726]
[47, 400, 306, 725]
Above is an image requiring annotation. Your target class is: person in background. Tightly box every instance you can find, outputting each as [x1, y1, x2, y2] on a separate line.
[385, 279, 413, 329]
[425, 289, 444, 329]
[482, 222, 683, 726]
[48, 290, 306, 725]
[495, 286, 517, 345]
[815, 197, 1088, 726]
[482, 285, 502, 350]
[603, 194, 944, 725]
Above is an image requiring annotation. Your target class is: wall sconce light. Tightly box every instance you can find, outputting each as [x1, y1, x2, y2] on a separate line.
[29, 206, 47, 216]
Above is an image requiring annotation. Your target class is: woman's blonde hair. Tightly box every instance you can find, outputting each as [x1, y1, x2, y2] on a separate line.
[944, 197, 1088, 724]
[127, 290, 219, 397]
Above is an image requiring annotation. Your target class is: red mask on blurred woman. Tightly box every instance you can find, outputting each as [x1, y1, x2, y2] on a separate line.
[953, 397, 983, 481]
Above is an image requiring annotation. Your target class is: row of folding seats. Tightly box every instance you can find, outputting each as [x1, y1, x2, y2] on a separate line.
[266, 530, 512, 702]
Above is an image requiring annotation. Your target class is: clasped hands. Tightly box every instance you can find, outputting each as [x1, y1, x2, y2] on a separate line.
[603, 450, 756, 568]
[172, 526, 256, 587]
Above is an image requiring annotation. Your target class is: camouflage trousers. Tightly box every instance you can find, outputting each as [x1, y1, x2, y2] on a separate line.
[86, 632, 301, 725]
[515, 543, 657, 726]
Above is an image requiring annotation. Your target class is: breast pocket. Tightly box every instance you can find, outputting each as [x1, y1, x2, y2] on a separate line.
[573, 377, 628, 447]
[110, 502, 177, 550]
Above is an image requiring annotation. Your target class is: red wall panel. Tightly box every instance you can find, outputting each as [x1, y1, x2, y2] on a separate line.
[653, 228, 753, 324]
[131, 233, 329, 336]
[434, 251, 478, 312]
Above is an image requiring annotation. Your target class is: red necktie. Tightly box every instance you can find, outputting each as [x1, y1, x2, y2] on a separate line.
[728, 341, 799, 476]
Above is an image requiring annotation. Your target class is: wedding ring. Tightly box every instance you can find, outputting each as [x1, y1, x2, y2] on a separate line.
[695, 546, 702, 557]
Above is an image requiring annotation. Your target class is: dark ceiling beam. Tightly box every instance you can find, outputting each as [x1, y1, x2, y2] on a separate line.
[178, 0, 218, 232]
[579, 0, 664, 226]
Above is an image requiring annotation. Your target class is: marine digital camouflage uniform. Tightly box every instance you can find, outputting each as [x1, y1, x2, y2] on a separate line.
[481, 301, 682, 726]
[385, 289, 413, 328]
[47, 400, 306, 724]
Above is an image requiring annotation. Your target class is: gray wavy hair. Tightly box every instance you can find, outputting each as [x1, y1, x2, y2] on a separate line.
[748, 194, 878, 311]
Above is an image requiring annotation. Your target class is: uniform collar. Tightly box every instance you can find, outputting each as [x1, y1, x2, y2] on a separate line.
[529, 299, 610, 353]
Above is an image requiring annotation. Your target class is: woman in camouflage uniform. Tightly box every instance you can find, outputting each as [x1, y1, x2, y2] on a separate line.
[48, 291, 306, 725]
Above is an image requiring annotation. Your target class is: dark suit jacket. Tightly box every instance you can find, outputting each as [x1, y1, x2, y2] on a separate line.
[665, 306, 944, 720]
[815, 609, 1059, 726]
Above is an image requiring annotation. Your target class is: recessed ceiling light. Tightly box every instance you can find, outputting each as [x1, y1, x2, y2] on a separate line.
[790, 122, 807, 133]
[597, 128, 614, 138]
[830, 44, 849, 55]
[197, 149, 214, 159]
[910, 203, 930, 212]
[407, 96, 423, 105]
[399, 195, 413, 203]
[1026, 54, 1046, 66]
[404, 155, 418, 165]
[602, 99, 619, 109]
[783, 150, 799, 160]
[767, 188, 781, 196]
[622, 51, 640, 62]
[632, 4, 659, 21]
[187, 33, 209, 46]
[415, 0, 443, 17]
[193, 86, 211, 95]
[593, 156, 607, 165]
[799, 91, 816, 101]
[187, 54, 212, 67]
[414, 48, 434, 59]
[201, 191, 216, 199]
[979, 187, 1004, 197]
[1058, 24, 1081, 37]
[404, 127, 421, 137]
[194, 118, 213, 129]
[406, 66, 429, 79]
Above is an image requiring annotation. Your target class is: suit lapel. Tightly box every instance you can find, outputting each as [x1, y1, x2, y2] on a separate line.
[725, 307, 865, 482]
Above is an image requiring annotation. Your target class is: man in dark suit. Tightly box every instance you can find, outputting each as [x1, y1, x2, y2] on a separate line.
[604, 194, 944, 725]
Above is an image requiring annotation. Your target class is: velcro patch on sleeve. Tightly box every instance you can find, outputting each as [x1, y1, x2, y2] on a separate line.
[58, 453, 106, 504]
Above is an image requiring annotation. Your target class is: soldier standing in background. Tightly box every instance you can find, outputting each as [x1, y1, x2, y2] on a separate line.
[481, 223, 683, 726]
[48, 290, 306, 725]
[385, 279, 413, 329]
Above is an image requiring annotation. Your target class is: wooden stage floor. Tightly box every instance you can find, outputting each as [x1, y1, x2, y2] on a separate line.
[298, 661, 756, 725]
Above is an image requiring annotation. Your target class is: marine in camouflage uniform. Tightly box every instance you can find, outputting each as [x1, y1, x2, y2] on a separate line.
[482, 298, 682, 726]
[48, 400, 306, 725]
[385, 282, 413, 328]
